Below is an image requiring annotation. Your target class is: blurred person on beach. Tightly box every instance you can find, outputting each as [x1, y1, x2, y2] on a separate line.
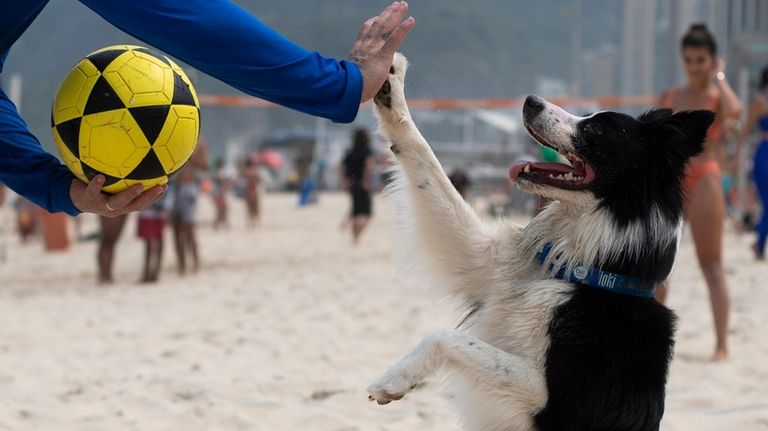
[171, 141, 208, 275]
[340, 127, 374, 245]
[15, 197, 38, 244]
[315, 158, 328, 191]
[449, 167, 472, 200]
[0, 1, 413, 220]
[138, 188, 173, 283]
[97, 214, 127, 283]
[243, 157, 261, 227]
[211, 157, 232, 230]
[656, 24, 742, 361]
[735, 65, 768, 260]
[296, 155, 319, 207]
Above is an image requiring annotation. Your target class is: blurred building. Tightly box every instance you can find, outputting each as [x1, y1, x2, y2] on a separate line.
[620, 0, 657, 96]
[713, 0, 768, 58]
[713, 0, 768, 100]
[584, 45, 619, 98]
[615, 0, 768, 97]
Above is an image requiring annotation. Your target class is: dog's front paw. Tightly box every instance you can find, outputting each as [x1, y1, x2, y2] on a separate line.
[373, 75, 393, 109]
[373, 53, 408, 116]
[367, 369, 417, 405]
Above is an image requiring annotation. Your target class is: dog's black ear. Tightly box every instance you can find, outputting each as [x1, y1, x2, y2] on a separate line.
[659, 110, 715, 161]
[638, 108, 674, 124]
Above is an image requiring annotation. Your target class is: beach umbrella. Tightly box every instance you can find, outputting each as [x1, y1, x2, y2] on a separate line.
[259, 149, 285, 169]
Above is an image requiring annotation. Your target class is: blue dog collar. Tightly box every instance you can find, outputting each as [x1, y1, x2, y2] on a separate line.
[536, 243, 656, 298]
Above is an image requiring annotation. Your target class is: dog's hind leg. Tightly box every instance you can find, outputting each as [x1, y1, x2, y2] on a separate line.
[374, 54, 511, 301]
[367, 328, 545, 424]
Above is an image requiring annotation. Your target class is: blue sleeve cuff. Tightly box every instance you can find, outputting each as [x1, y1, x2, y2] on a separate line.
[330, 60, 363, 124]
[50, 167, 80, 217]
[0, 85, 80, 217]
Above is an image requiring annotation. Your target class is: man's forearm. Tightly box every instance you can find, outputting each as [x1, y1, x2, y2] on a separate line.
[79, 0, 363, 123]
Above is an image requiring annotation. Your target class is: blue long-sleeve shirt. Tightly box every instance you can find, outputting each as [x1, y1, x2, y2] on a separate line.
[1, 0, 363, 215]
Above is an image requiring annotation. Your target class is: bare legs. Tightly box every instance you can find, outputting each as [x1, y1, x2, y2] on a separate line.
[173, 222, 199, 275]
[246, 192, 260, 228]
[656, 173, 730, 361]
[213, 195, 229, 230]
[352, 215, 370, 245]
[97, 215, 127, 284]
[141, 238, 163, 283]
[173, 222, 186, 275]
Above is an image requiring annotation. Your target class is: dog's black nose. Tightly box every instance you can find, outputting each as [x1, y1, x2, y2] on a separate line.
[523, 95, 545, 122]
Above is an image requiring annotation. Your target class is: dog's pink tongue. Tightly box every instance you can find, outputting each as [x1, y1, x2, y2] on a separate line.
[509, 161, 528, 182]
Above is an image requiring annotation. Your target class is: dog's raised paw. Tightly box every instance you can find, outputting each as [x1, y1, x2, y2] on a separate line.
[374, 80, 392, 108]
[380, 80, 391, 95]
[367, 371, 416, 405]
[367, 386, 408, 405]
[390, 52, 408, 77]
[373, 53, 408, 111]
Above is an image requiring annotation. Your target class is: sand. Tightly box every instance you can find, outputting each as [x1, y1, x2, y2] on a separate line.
[0, 192, 765, 430]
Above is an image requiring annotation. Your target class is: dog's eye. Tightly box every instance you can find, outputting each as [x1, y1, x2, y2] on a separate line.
[583, 123, 603, 136]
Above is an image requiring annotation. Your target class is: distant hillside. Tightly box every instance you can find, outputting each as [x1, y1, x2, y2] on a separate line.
[2, 0, 623, 151]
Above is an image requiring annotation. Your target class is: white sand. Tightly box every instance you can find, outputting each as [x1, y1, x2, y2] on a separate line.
[0, 192, 765, 430]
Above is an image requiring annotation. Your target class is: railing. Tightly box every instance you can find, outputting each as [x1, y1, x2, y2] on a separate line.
[198, 94, 658, 110]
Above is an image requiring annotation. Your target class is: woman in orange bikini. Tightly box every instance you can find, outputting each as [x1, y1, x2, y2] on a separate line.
[656, 24, 742, 361]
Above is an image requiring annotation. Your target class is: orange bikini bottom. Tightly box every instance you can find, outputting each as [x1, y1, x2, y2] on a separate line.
[683, 159, 720, 200]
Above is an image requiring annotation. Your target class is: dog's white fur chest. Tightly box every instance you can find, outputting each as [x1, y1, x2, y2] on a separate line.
[446, 238, 574, 427]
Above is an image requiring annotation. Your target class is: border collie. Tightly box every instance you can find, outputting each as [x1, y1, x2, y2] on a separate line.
[366, 54, 714, 431]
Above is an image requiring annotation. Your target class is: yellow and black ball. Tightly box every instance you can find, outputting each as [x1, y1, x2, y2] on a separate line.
[52, 45, 200, 193]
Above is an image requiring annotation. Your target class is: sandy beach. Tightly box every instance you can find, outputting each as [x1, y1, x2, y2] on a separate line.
[0, 192, 766, 430]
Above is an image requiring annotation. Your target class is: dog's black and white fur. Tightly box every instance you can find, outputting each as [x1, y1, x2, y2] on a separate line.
[367, 54, 714, 431]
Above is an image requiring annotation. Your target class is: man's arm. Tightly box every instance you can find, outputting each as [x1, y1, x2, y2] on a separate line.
[0, 87, 80, 215]
[0, 86, 166, 217]
[79, 0, 413, 123]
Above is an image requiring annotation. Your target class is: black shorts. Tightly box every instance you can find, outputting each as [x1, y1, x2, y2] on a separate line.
[350, 186, 372, 217]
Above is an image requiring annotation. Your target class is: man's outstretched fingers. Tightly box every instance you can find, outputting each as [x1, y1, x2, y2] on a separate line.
[105, 184, 145, 212]
[384, 17, 415, 53]
[377, 2, 402, 23]
[119, 185, 167, 214]
[359, 16, 377, 37]
[86, 175, 106, 196]
[70, 175, 105, 213]
[380, 1, 409, 34]
[350, 2, 415, 103]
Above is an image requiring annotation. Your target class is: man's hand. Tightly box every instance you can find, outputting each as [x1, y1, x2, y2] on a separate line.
[70, 175, 166, 217]
[349, 1, 415, 104]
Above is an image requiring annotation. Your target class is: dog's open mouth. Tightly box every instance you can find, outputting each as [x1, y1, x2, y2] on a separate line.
[509, 126, 596, 190]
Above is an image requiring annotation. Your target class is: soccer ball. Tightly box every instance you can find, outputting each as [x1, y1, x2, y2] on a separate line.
[51, 45, 200, 194]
